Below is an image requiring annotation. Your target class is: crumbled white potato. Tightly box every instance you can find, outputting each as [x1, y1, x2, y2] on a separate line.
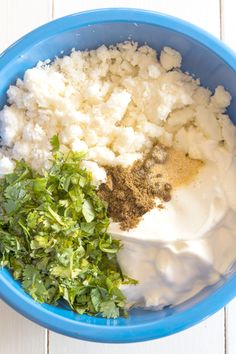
[0, 157, 15, 176]
[0, 42, 235, 184]
[218, 114, 236, 151]
[141, 122, 164, 138]
[210, 86, 231, 112]
[59, 125, 84, 144]
[148, 64, 161, 79]
[193, 86, 211, 106]
[115, 152, 143, 167]
[23, 123, 46, 142]
[81, 160, 106, 186]
[87, 147, 116, 165]
[160, 47, 182, 71]
[158, 131, 173, 147]
[112, 127, 146, 154]
[195, 106, 222, 141]
[167, 107, 195, 132]
[71, 139, 88, 152]
[0, 106, 25, 146]
[12, 141, 32, 161]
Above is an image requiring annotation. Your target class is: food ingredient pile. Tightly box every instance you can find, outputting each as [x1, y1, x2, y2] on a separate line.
[99, 144, 172, 230]
[0, 42, 232, 186]
[0, 139, 135, 318]
[99, 143, 203, 230]
[0, 41, 236, 314]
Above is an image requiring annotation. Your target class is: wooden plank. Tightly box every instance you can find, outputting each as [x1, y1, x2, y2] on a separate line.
[50, 1, 225, 354]
[221, 0, 236, 48]
[221, 2, 236, 353]
[0, 0, 52, 53]
[226, 299, 236, 354]
[0, 1, 52, 354]
[53, 0, 220, 36]
[0, 300, 46, 354]
[0, 1, 228, 354]
[49, 311, 225, 354]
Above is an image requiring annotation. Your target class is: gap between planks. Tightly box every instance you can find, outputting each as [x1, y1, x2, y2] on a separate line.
[219, 0, 225, 40]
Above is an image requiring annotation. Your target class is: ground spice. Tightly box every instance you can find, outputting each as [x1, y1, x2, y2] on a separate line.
[98, 144, 203, 231]
[151, 149, 203, 188]
[98, 144, 172, 230]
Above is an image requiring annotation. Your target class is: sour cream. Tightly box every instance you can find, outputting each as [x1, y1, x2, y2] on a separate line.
[109, 158, 236, 308]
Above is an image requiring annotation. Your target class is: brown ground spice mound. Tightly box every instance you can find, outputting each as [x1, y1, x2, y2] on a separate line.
[98, 144, 203, 231]
[98, 144, 172, 230]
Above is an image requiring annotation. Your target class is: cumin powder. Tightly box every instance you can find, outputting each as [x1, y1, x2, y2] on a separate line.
[98, 144, 172, 230]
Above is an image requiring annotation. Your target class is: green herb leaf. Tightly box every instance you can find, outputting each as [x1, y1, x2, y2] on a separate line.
[82, 199, 95, 223]
[0, 144, 136, 318]
[50, 134, 60, 152]
[100, 300, 120, 318]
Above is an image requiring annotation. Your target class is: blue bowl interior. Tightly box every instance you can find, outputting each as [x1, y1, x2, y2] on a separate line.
[0, 10, 236, 342]
[1, 21, 236, 124]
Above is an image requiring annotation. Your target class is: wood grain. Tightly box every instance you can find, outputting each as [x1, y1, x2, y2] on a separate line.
[49, 311, 225, 354]
[0, 0, 52, 53]
[53, 0, 220, 36]
[0, 301, 45, 354]
[221, 2, 236, 353]
[226, 299, 236, 354]
[0, 1, 52, 353]
[1, 1, 236, 354]
[221, 0, 236, 47]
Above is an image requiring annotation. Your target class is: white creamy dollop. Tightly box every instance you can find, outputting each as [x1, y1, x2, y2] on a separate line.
[110, 156, 236, 308]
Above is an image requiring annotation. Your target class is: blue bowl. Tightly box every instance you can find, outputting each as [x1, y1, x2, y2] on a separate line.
[0, 8, 236, 343]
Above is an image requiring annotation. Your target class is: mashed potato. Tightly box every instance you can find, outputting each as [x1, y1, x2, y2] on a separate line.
[0, 42, 235, 185]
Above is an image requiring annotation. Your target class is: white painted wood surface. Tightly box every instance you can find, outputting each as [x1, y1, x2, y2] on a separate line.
[222, 2, 236, 353]
[0, 0, 52, 53]
[0, 301, 45, 354]
[0, 1, 235, 354]
[53, 0, 220, 36]
[226, 298, 236, 354]
[49, 311, 225, 354]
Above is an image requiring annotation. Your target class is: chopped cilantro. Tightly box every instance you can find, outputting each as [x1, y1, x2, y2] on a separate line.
[0, 144, 136, 318]
[50, 134, 60, 152]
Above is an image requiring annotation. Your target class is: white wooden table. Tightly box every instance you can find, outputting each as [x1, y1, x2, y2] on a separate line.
[0, 1, 235, 353]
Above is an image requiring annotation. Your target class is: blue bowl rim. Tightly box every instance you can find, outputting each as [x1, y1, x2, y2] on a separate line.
[0, 7, 236, 343]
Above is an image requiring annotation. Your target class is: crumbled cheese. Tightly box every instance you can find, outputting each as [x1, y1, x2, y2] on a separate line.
[0, 106, 25, 146]
[218, 114, 236, 151]
[167, 107, 195, 131]
[81, 160, 106, 186]
[211, 86, 231, 111]
[0, 157, 15, 176]
[160, 47, 182, 71]
[71, 139, 88, 153]
[87, 147, 116, 165]
[0, 42, 235, 185]
[195, 106, 222, 141]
